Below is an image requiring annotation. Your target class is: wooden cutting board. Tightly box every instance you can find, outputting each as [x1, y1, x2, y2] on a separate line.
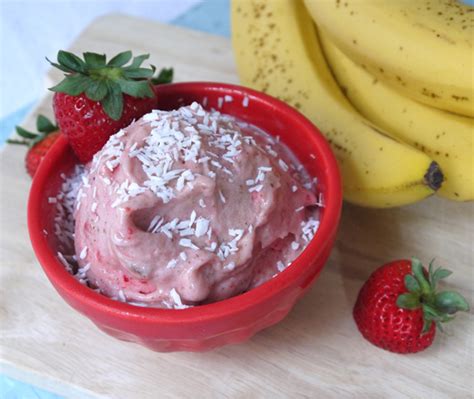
[0, 14, 472, 399]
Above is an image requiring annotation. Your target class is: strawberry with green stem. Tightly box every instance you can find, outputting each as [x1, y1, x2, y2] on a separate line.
[48, 50, 173, 163]
[353, 258, 469, 354]
[8, 115, 60, 177]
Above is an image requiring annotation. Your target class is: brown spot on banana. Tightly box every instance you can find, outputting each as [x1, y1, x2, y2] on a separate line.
[452, 94, 469, 102]
[421, 88, 441, 99]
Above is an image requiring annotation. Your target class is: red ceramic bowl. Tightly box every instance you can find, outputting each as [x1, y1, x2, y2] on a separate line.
[28, 82, 342, 352]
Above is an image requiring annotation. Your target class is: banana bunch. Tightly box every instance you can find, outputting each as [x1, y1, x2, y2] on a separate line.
[303, 0, 474, 117]
[231, 0, 473, 207]
[319, 32, 473, 201]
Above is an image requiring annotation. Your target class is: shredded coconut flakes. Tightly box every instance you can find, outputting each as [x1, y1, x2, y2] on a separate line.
[50, 101, 322, 310]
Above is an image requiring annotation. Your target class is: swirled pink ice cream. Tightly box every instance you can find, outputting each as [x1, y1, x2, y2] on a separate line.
[72, 102, 320, 308]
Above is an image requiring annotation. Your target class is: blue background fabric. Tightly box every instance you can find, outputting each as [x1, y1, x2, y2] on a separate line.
[0, 1, 229, 397]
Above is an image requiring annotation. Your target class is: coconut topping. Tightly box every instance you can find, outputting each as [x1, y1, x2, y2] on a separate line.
[52, 102, 321, 309]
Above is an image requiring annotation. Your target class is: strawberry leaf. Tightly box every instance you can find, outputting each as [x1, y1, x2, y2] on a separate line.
[411, 257, 431, 296]
[404, 274, 421, 293]
[422, 303, 441, 321]
[102, 82, 123, 121]
[50, 74, 90, 96]
[421, 319, 433, 334]
[6, 139, 28, 146]
[428, 259, 435, 286]
[117, 79, 154, 98]
[107, 51, 132, 67]
[9, 115, 58, 149]
[15, 126, 37, 139]
[432, 268, 452, 289]
[435, 291, 470, 314]
[411, 257, 424, 278]
[394, 258, 470, 337]
[435, 320, 445, 333]
[83, 52, 107, 68]
[122, 68, 155, 79]
[85, 81, 108, 101]
[152, 67, 173, 85]
[126, 54, 150, 69]
[397, 293, 420, 309]
[36, 115, 57, 133]
[57, 50, 86, 73]
[48, 50, 172, 120]
[46, 58, 75, 73]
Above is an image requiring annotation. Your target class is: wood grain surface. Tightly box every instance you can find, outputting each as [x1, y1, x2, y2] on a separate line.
[0, 14, 472, 399]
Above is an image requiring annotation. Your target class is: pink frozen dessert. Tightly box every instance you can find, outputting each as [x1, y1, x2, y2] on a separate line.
[73, 102, 320, 308]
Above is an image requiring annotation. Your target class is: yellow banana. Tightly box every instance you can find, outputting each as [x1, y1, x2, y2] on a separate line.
[231, 0, 443, 208]
[303, 0, 474, 117]
[319, 31, 474, 201]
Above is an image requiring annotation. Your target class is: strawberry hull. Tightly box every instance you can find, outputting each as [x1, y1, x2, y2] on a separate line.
[48, 50, 173, 164]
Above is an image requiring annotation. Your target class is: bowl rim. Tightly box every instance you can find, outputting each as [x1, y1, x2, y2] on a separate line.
[28, 82, 342, 325]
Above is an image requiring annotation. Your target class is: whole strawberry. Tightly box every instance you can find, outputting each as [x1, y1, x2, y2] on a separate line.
[8, 115, 60, 177]
[353, 258, 469, 354]
[48, 50, 173, 163]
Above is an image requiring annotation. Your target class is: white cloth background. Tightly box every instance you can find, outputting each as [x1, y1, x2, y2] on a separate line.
[0, 0, 202, 119]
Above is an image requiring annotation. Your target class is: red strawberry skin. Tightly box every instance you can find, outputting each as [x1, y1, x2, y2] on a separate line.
[26, 131, 60, 177]
[53, 92, 157, 163]
[353, 260, 435, 354]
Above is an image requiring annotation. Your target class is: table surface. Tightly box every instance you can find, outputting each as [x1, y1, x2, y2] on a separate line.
[1, 6, 473, 399]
